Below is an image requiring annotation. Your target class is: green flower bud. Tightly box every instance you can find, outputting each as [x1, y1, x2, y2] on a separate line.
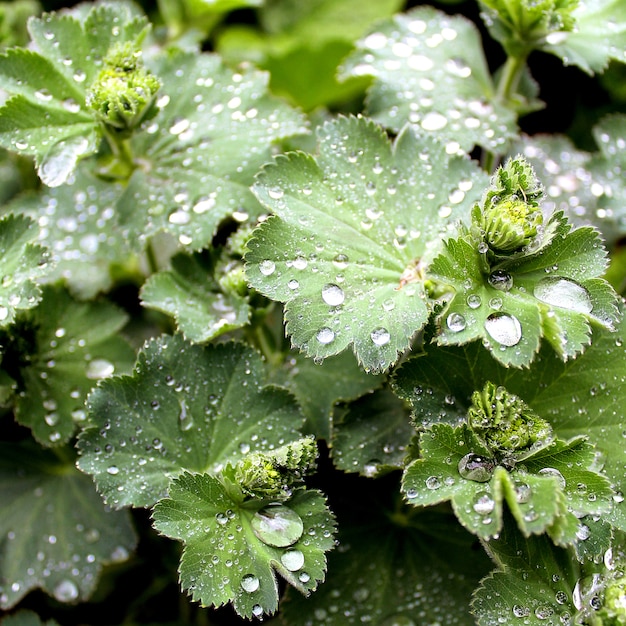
[474, 156, 544, 255]
[86, 42, 161, 133]
[468, 381, 553, 455]
[234, 437, 317, 501]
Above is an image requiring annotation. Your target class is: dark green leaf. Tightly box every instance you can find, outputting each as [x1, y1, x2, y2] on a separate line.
[0, 441, 137, 609]
[77, 334, 304, 508]
[152, 474, 335, 618]
[245, 115, 488, 372]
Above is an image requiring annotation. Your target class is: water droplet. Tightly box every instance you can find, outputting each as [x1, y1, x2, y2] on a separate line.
[0, 306, 8, 321]
[458, 453, 493, 482]
[53, 579, 79, 602]
[488, 270, 513, 291]
[168, 209, 190, 225]
[86, 359, 115, 380]
[259, 260, 276, 276]
[555, 590, 568, 605]
[73, 70, 86, 83]
[484, 313, 522, 346]
[535, 606, 554, 620]
[425, 476, 441, 490]
[576, 523, 590, 541]
[106, 465, 119, 475]
[446, 312, 466, 332]
[421, 111, 448, 131]
[533, 277, 593, 314]
[514, 482, 532, 503]
[252, 604, 264, 617]
[280, 549, 305, 571]
[473, 492, 495, 515]
[333, 253, 349, 268]
[251, 504, 304, 547]
[169, 117, 191, 135]
[512, 605, 530, 617]
[35, 89, 53, 102]
[538, 467, 566, 489]
[370, 327, 390, 346]
[467, 294, 482, 309]
[298, 571, 310, 583]
[316, 327, 335, 344]
[322, 283, 345, 306]
[241, 574, 260, 593]
[268, 187, 284, 200]
[178, 400, 194, 431]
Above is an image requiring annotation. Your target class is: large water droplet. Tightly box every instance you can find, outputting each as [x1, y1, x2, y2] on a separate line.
[533, 277, 593, 314]
[322, 283, 345, 306]
[280, 549, 305, 571]
[240, 574, 260, 593]
[370, 327, 390, 346]
[259, 260, 276, 276]
[425, 476, 441, 490]
[458, 453, 494, 482]
[446, 312, 466, 332]
[316, 327, 335, 344]
[484, 313, 522, 346]
[538, 467, 566, 489]
[251, 504, 304, 547]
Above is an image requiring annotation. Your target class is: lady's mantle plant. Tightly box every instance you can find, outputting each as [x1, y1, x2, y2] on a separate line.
[0, 0, 626, 625]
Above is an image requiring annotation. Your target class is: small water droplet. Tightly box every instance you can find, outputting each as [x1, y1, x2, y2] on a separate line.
[473, 492, 495, 515]
[268, 187, 284, 200]
[252, 604, 264, 617]
[280, 549, 305, 571]
[533, 277, 593, 314]
[421, 111, 448, 131]
[241, 574, 260, 593]
[512, 605, 530, 617]
[484, 313, 522, 346]
[488, 270, 513, 291]
[458, 453, 493, 482]
[251, 504, 304, 547]
[425, 476, 441, 490]
[86, 359, 115, 380]
[178, 400, 194, 431]
[259, 260, 276, 276]
[322, 283, 345, 306]
[467, 294, 482, 309]
[446, 312, 466, 332]
[576, 523, 590, 541]
[169, 117, 191, 135]
[535, 606, 554, 620]
[538, 467, 566, 489]
[106, 465, 119, 475]
[53, 579, 79, 602]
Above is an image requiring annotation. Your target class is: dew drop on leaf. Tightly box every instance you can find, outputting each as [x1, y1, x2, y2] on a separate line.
[259, 260, 276, 276]
[425, 475, 441, 490]
[280, 549, 305, 571]
[538, 467, 566, 488]
[467, 294, 482, 309]
[370, 327, 390, 346]
[484, 313, 522, 346]
[251, 504, 304, 547]
[420, 111, 448, 131]
[240, 574, 260, 593]
[53, 579, 79, 602]
[533, 277, 593, 313]
[473, 492, 495, 515]
[178, 400, 194, 432]
[252, 604, 264, 617]
[316, 327, 335, 344]
[446, 312, 466, 332]
[321, 283, 345, 306]
[86, 359, 115, 379]
[457, 453, 493, 482]
[488, 270, 513, 291]
[512, 605, 530, 617]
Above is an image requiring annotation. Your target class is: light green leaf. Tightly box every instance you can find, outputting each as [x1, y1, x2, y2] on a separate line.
[245, 116, 488, 372]
[543, 0, 626, 74]
[4, 285, 135, 446]
[269, 349, 383, 440]
[77, 334, 304, 508]
[430, 212, 620, 367]
[471, 515, 581, 626]
[331, 388, 413, 476]
[152, 474, 335, 618]
[0, 2, 150, 185]
[6, 164, 127, 298]
[140, 252, 250, 343]
[339, 6, 518, 152]
[115, 51, 307, 251]
[0, 441, 137, 609]
[0, 213, 50, 327]
[280, 495, 491, 625]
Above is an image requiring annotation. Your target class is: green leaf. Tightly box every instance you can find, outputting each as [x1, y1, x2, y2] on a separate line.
[152, 474, 335, 618]
[331, 388, 414, 476]
[245, 116, 488, 372]
[280, 488, 492, 626]
[269, 349, 383, 440]
[1, 610, 59, 626]
[6, 164, 128, 298]
[0, 2, 150, 185]
[471, 514, 581, 626]
[392, 307, 626, 532]
[77, 334, 305, 508]
[140, 252, 250, 343]
[4, 285, 135, 446]
[115, 51, 307, 252]
[430, 212, 621, 367]
[339, 6, 518, 152]
[0, 441, 137, 609]
[402, 422, 611, 541]
[543, 0, 626, 74]
[0, 213, 50, 327]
